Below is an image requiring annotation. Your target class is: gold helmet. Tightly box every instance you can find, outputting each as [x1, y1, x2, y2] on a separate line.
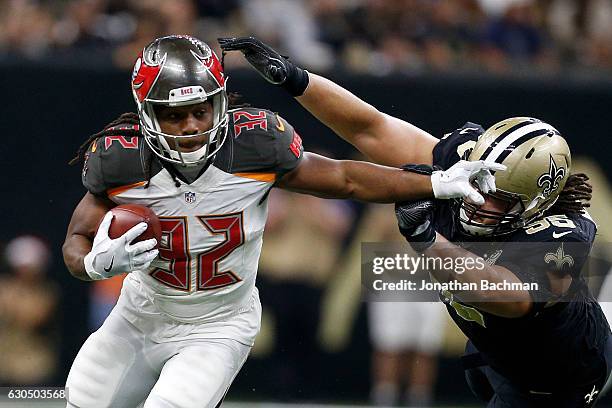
[459, 117, 571, 236]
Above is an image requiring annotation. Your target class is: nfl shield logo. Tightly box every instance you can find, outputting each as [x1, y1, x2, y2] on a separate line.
[185, 192, 196, 204]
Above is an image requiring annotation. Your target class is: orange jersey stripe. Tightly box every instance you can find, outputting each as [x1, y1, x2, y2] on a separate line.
[234, 172, 276, 183]
[107, 181, 147, 196]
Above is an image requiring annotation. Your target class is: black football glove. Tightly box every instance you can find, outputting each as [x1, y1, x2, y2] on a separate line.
[395, 200, 436, 253]
[218, 36, 309, 96]
[395, 164, 438, 252]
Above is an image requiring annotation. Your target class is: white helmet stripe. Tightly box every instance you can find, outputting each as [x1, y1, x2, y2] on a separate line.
[482, 123, 558, 163]
[476, 120, 533, 161]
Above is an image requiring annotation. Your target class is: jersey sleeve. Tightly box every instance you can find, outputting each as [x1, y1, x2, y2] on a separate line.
[432, 122, 485, 170]
[81, 136, 149, 197]
[430, 123, 485, 237]
[82, 140, 106, 196]
[273, 114, 303, 178]
[224, 109, 304, 179]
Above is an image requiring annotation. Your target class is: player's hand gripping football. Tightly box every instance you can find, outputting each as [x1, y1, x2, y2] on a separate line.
[84, 212, 159, 280]
[431, 160, 506, 205]
[218, 36, 309, 96]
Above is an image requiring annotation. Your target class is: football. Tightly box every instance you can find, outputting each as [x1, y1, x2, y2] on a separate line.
[107, 204, 162, 247]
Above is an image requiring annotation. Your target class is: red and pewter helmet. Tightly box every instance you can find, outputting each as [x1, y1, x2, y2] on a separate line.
[131, 35, 228, 166]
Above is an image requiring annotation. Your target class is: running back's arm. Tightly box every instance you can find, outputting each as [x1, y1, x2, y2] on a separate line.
[63, 192, 114, 280]
[277, 152, 433, 202]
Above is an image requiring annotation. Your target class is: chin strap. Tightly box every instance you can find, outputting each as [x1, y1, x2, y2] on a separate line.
[179, 144, 209, 164]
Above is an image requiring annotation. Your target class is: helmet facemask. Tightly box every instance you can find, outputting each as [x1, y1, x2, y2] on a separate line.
[458, 189, 526, 236]
[139, 87, 229, 167]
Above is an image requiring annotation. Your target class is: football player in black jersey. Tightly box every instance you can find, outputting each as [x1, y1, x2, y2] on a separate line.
[61, 36, 500, 408]
[222, 37, 612, 407]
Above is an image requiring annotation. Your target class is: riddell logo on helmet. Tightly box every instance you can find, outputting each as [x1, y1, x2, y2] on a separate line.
[181, 88, 194, 96]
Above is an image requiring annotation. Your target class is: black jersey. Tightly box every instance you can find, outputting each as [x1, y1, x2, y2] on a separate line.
[431, 122, 610, 391]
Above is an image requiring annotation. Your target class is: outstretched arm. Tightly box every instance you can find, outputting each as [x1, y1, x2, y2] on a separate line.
[219, 36, 439, 167]
[277, 152, 502, 204]
[277, 152, 432, 202]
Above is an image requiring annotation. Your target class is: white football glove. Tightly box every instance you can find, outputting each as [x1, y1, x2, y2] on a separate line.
[430, 160, 506, 205]
[84, 211, 159, 280]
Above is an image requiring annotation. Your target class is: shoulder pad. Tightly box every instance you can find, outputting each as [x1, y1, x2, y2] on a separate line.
[433, 122, 484, 170]
[215, 108, 303, 180]
[82, 135, 158, 196]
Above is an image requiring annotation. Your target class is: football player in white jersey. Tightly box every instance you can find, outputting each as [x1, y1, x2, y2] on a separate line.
[62, 35, 501, 408]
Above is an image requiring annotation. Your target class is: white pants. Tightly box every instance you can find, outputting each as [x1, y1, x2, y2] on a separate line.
[65, 306, 251, 408]
[369, 301, 445, 353]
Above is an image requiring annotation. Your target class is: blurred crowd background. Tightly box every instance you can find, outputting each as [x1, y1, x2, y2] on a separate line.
[3, 0, 612, 75]
[2, 0, 612, 407]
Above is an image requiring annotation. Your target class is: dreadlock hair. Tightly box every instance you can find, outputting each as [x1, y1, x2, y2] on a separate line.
[545, 173, 592, 215]
[66, 111, 167, 187]
[69, 112, 140, 166]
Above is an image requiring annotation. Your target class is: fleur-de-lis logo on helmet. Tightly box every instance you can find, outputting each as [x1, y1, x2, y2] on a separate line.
[537, 155, 565, 197]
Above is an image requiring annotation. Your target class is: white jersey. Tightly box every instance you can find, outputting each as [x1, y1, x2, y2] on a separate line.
[82, 108, 303, 332]
[114, 165, 269, 323]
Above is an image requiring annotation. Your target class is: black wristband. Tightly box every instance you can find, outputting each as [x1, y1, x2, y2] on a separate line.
[401, 163, 443, 175]
[281, 65, 309, 97]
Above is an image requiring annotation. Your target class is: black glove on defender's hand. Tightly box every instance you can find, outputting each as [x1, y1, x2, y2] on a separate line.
[395, 164, 437, 252]
[395, 200, 437, 253]
[218, 36, 309, 96]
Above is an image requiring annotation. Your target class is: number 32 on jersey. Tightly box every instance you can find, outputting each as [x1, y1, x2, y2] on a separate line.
[151, 213, 244, 291]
